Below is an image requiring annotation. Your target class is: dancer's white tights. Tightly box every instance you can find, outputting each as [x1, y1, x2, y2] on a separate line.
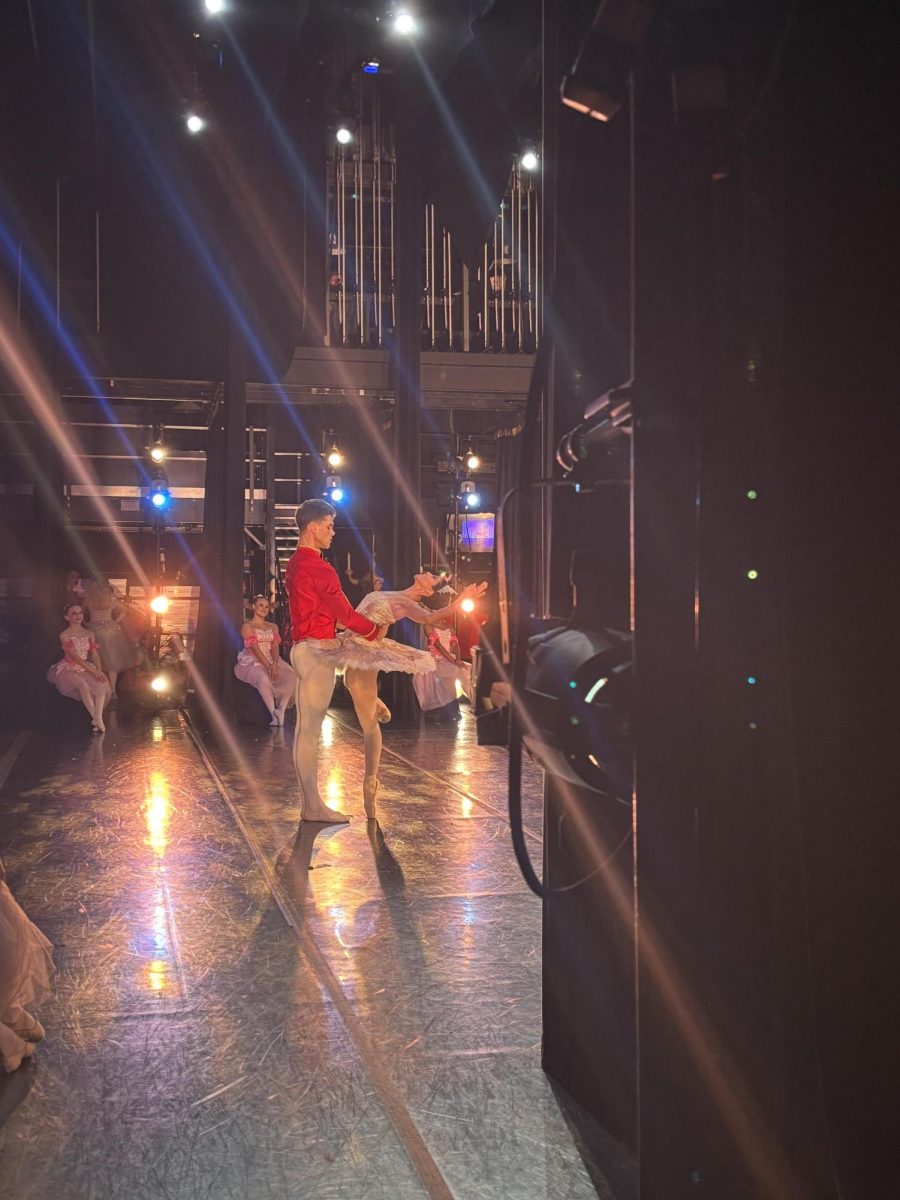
[290, 643, 336, 811]
[344, 668, 382, 781]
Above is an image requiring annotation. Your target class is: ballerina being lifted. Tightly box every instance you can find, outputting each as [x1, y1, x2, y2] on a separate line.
[324, 571, 487, 820]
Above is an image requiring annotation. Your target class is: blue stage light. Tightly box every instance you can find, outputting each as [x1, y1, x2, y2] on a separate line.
[363, 60, 380, 74]
[465, 491, 481, 509]
[150, 488, 170, 510]
[330, 487, 345, 503]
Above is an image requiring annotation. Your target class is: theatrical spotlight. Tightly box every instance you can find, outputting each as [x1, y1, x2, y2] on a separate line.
[524, 553, 632, 799]
[393, 9, 417, 36]
[326, 474, 345, 504]
[362, 59, 380, 75]
[459, 479, 481, 509]
[460, 597, 476, 614]
[203, 0, 225, 13]
[150, 674, 170, 694]
[148, 470, 172, 512]
[520, 149, 539, 172]
[149, 441, 167, 465]
[561, 0, 653, 123]
[465, 446, 481, 471]
[150, 594, 171, 616]
[326, 444, 344, 469]
[185, 112, 206, 135]
[335, 125, 354, 146]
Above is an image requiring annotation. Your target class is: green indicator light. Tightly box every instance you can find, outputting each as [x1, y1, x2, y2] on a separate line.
[568, 680, 577, 689]
[747, 569, 759, 580]
[746, 489, 758, 500]
[747, 675, 757, 686]
[569, 716, 580, 726]
[749, 721, 758, 730]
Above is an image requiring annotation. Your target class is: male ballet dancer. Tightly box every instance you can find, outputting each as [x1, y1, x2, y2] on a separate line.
[286, 499, 380, 822]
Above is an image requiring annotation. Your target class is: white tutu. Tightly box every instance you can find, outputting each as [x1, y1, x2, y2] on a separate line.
[316, 634, 436, 676]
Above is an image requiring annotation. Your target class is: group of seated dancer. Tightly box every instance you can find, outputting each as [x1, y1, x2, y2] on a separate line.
[48, 581, 188, 728]
[282, 498, 486, 823]
[234, 595, 296, 725]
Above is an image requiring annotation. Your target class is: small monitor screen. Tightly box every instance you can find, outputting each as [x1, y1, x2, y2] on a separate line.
[456, 512, 495, 553]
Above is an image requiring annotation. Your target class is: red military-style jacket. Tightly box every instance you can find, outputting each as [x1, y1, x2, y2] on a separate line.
[285, 547, 379, 644]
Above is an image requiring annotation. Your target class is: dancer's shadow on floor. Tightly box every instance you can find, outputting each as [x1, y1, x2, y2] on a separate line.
[365, 819, 406, 896]
[0, 1058, 36, 1131]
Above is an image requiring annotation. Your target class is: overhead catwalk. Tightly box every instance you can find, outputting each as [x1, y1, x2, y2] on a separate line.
[0, 712, 631, 1199]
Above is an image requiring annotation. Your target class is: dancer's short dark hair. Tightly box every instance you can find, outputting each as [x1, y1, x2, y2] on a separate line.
[295, 498, 336, 533]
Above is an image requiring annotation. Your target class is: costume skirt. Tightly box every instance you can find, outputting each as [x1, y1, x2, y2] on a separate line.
[0, 881, 54, 1017]
[314, 635, 436, 676]
[89, 618, 140, 673]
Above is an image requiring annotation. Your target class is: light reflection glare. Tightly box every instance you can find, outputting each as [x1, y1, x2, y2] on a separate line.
[461, 798, 474, 818]
[325, 768, 342, 808]
[147, 959, 168, 992]
[144, 772, 171, 857]
[321, 715, 334, 748]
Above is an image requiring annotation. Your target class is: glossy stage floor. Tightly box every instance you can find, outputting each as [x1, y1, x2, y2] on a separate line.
[0, 704, 632, 1199]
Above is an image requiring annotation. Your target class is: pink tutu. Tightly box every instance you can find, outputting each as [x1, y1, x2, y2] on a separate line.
[0, 881, 54, 1016]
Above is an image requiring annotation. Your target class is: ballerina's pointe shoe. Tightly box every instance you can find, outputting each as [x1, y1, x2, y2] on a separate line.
[0, 1026, 34, 1074]
[301, 805, 350, 824]
[12, 1012, 45, 1043]
[375, 700, 391, 724]
[363, 776, 380, 819]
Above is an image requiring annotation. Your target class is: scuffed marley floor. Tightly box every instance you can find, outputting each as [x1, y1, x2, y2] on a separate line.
[0, 704, 632, 1200]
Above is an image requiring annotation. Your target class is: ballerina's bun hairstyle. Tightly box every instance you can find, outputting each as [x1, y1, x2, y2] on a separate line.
[295, 498, 336, 533]
[63, 601, 82, 615]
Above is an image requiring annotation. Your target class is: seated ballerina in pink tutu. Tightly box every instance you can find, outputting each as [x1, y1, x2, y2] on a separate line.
[316, 572, 486, 818]
[234, 594, 298, 725]
[46, 602, 112, 733]
[0, 859, 54, 1073]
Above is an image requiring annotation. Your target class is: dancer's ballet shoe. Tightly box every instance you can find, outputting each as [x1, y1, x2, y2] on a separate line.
[1, 1029, 34, 1074]
[269, 715, 280, 726]
[363, 776, 380, 819]
[11, 1013, 44, 1044]
[375, 700, 391, 724]
[301, 805, 350, 824]
[91, 724, 101, 735]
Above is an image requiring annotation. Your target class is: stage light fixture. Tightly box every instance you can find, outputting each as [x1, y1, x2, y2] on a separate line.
[149, 442, 167, 465]
[525, 626, 632, 799]
[326, 445, 344, 468]
[465, 447, 480, 471]
[561, 0, 653, 123]
[460, 597, 476, 614]
[393, 10, 416, 35]
[150, 595, 171, 615]
[148, 469, 172, 512]
[520, 150, 539, 172]
[185, 113, 206, 134]
[336, 126, 353, 145]
[204, 0, 225, 12]
[363, 59, 380, 74]
[464, 492, 481, 509]
[151, 674, 170, 694]
[326, 474, 345, 504]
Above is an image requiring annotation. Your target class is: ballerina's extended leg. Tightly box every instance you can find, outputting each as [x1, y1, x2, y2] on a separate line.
[345, 667, 382, 818]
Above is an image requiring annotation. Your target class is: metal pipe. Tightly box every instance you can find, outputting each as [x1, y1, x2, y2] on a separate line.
[462, 262, 470, 352]
[500, 197, 506, 350]
[434, 202, 441, 348]
[95, 210, 101, 333]
[55, 178, 60, 327]
[447, 230, 453, 349]
[355, 148, 363, 343]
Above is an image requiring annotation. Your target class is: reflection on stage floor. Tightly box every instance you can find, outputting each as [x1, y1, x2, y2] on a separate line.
[0, 705, 632, 1199]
